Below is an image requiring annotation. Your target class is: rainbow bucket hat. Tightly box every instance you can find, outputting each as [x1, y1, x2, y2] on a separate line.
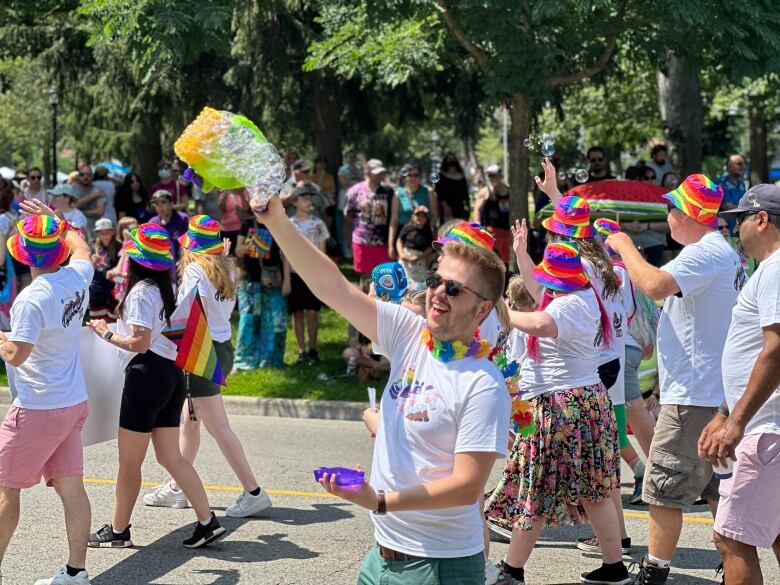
[123, 223, 174, 271]
[7, 216, 70, 268]
[433, 222, 495, 252]
[542, 195, 595, 238]
[593, 218, 621, 237]
[663, 174, 722, 228]
[178, 214, 225, 255]
[533, 241, 590, 293]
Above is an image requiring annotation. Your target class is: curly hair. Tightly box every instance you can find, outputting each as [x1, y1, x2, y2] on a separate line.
[178, 248, 238, 300]
[506, 275, 536, 311]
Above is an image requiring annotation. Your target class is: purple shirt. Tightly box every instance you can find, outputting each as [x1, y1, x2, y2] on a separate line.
[150, 211, 188, 260]
[344, 181, 393, 247]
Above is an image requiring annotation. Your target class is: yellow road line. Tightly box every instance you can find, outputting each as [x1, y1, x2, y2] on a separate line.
[83, 477, 336, 499]
[84, 478, 714, 523]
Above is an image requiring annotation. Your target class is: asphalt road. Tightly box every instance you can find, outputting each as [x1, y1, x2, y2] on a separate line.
[2, 412, 778, 585]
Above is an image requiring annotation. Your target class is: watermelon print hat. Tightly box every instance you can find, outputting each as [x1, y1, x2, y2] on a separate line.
[663, 174, 722, 229]
[123, 223, 174, 271]
[8, 215, 71, 268]
[533, 242, 590, 293]
[542, 195, 595, 239]
[179, 214, 225, 255]
[433, 221, 495, 252]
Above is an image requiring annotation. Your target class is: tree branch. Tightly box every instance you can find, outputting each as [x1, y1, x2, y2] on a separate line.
[549, 35, 618, 87]
[435, 0, 494, 77]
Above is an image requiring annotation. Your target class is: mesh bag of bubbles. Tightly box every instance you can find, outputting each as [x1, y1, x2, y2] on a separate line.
[174, 107, 285, 208]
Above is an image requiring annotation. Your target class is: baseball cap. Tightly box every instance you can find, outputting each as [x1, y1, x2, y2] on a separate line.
[718, 184, 780, 217]
[150, 190, 173, 202]
[47, 184, 77, 199]
[94, 218, 115, 232]
[291, 185, 317, 200]
[366, 159, 387, 175]
[413, 205, 429, 216]
[291, 159, 311, 173]
[486, 164, 501, 175]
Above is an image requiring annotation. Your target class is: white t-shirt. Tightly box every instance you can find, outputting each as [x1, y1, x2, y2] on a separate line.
[93, 179, 117, 223]
[722, 248, 780, 436]
[658, 231, 744, 406]
[289, 215, 329, 274]
[61, 208, 88, 232]
[507, 327, 526, 361]
[371, 302, 510, 558]
[179, 263, 236, 343]
[478, 308, 503, 346]
[116, 281, 178, 363]
[616, 263, 640, 349]
[8, 259, 93, 409]
[520, 288, 602, 400]
[583, 259, 622, 367]
[0, 211, 16, 238]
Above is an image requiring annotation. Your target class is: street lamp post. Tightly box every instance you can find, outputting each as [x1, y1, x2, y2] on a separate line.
[48, 86, 59, 186]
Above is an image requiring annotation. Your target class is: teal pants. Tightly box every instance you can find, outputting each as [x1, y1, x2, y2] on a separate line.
[357, 545, 484, 585]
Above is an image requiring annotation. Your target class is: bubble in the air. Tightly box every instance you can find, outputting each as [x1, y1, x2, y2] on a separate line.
[557, 171, 567, 182]
[430, 172, 440, 184]
[541, 140, 556, 157]
[542, 132, 551, 141]
[401, 166, 409, 178]
[523, 138, 531, 148]
[575, 168, 589, 183]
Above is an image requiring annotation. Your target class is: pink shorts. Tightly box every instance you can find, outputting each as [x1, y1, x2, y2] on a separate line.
[352, 243, 390, 274]
[0, 401, 89, 489]
[714, 432, 780, 548]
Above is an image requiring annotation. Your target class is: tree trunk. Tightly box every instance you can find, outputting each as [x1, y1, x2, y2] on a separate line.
[749, 98, 768, 185]
[133, 109, 162, 187]
[509, 93, 531, 269]
[311, 72, 342, 177]
[656, 53, 703, 176]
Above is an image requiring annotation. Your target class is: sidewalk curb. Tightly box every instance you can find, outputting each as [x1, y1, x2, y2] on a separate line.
[0, 388, 367, 422]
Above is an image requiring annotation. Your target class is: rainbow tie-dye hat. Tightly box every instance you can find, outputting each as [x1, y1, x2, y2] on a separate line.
[123, 223, 174, 271]
[433, 222, 495, 252]
[7, 216, 70, 268]
[663, 174, 722, 228]
[532, 241, 590, 292]
[593, 218, 621, 237]
[178, 214, 225, 255]
[542, 195, 595, 239]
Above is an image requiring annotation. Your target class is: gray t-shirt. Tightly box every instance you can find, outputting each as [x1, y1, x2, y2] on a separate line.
[73, 182, 107, 233]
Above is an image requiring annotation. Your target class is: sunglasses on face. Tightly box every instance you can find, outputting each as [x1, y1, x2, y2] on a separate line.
[643, 175, 656, 181]
[589, 157, 604, 163]
[29, 175, 42, 180]
[735, 210, 759, 226]
[425, 271, 488, 301]
[718, 224, 729, 232]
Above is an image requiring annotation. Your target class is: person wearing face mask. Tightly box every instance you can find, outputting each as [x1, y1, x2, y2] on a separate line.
[435, 152, 470, 221]
[149, 160, 190, 213]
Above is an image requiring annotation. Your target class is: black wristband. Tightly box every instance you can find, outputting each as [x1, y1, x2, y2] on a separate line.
[718, 405, 730, 417]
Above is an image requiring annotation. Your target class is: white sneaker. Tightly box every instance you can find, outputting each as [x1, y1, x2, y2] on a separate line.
[226, 489, 272, 517]
[142, 480, 189, 509]
[34, 566, 91, 584]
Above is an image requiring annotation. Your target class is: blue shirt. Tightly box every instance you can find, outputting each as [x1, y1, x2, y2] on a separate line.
[715, 173, 746, 234]
[395, 186, 430, 227]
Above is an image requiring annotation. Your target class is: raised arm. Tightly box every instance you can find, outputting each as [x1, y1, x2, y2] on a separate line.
[508, 308, 558, 337]
[387, 196, 399, 261]
[534, 157, 563, 208]
[511, 219, 544, 303]
[252, 195, 378, 340]
[606, 232, 679, 300]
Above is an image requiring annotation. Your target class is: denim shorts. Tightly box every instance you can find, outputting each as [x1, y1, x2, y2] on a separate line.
[624, 345, 642, 402]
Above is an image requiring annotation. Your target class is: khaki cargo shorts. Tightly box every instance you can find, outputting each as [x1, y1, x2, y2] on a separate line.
[642, 404, 720, 509]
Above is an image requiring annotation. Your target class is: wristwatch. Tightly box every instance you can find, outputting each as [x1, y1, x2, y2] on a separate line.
[103, 331, 114, 341]
[374, 490, 387, 515]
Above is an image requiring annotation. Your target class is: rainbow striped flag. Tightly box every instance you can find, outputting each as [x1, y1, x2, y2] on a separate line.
[251, 227, 272, 254]
[163, 288, 226, 386]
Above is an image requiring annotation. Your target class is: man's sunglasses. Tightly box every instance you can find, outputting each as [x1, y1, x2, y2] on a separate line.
[643, 175, 656, 181]
[29, 175, 42, 180]
[735, 210, 760, 226]
[425, 271, 488, 301]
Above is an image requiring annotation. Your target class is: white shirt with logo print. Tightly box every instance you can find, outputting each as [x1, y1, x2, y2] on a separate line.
[8, 259, 94, 409]
[370, 301, 510, 558]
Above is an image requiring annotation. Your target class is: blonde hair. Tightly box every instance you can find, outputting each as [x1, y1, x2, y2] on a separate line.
[506, 275, 536, 311]
[116, 216, 139, 243]
[442, 241, 506, 305]
[178, 248, 238, 300]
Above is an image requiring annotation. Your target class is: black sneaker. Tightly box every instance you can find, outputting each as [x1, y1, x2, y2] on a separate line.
[580, 562, 631, 584]
[296, 351, 309, 365]
[499, 561, 524, 585]
[182, 513, 226, 549]
[577, 536, 631, 554]
[307, 349, 320, 363]
[629, 477, 645, 505]
[714, 562, 725, 584]
[486, 517, 513, 541]
[88, 523, 133, 548]
[629, 558, 671, 585]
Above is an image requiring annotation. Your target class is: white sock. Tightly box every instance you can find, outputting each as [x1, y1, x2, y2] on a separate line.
[648, 554, 671, 568]
[199, 517, 211, 526]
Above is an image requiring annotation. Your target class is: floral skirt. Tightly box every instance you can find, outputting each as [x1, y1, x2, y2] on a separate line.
[484, 383, 620, 531]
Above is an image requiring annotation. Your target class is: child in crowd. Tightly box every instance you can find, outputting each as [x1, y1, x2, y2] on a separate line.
[233, 217, 289, 369]
[288, 186, 330, 363]
[396, 205, 434, 290]
[48, 184, 88, 239]
[89, 218, 120, 321]
[504, 275, 537, 359]
[107, 216, 140, 304]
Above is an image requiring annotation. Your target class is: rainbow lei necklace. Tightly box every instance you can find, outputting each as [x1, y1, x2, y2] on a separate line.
[489, 344, 536, 438]
[421, 328, 492, 362]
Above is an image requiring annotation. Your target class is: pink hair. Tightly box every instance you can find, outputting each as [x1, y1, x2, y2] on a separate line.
[526, 284, 612, 363]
